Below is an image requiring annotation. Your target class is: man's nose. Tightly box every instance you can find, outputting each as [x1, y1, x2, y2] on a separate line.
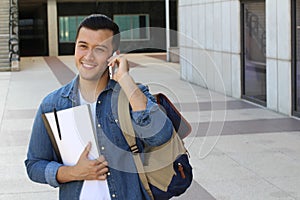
[85, 49, 94, 60]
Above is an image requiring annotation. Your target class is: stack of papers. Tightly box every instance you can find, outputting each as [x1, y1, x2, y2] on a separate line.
[43, 104, 99, 165]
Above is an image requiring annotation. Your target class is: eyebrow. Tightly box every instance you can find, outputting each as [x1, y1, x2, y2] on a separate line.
[77, 41, 109, 49]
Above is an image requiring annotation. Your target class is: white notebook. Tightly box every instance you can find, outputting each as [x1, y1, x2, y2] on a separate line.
[43, 104, 99, 165]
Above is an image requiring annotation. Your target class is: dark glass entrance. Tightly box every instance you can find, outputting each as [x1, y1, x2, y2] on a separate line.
[241, 1, 266, 105]
[292, 0, 300, 116]
[19, 2, 48, 56]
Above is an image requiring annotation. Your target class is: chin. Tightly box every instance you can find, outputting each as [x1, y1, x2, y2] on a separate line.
[79, 71, 106, 82]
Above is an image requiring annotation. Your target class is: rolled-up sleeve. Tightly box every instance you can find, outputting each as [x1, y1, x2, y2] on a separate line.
[45, 161, 63, 187]
[131, 85, 173, 146]
[25, 104, 62, 188]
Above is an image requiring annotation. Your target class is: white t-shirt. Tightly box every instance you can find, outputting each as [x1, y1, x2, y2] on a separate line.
[78, 90, 111, 200]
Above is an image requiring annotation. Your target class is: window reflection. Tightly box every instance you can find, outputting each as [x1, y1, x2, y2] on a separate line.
[296, 0, 300, 112]
[242, 2, 266, 104]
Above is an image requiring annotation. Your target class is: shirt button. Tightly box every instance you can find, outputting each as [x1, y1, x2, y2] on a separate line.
[97, 124, 101, 128]
[98, 100, 101, 104]
[107, 172, 111, 176]
[115, 119, 118, 123]
[101, 146, 105, 151]
[112, 194, 116, 198]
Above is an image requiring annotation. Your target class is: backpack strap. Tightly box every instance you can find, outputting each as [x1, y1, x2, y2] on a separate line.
[117, 89, 155, 200]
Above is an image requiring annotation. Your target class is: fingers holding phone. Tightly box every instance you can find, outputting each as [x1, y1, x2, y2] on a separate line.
[107, 53, 129, 81]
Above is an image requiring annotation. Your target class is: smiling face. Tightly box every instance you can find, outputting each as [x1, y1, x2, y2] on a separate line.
[74, 27, 114, 83]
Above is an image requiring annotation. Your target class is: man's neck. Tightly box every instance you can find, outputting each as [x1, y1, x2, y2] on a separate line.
[79, 70, 109, 103]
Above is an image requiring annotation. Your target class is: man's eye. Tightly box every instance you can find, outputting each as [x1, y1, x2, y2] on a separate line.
[77, 44, 87, 49]
[95, 48, 105, 53]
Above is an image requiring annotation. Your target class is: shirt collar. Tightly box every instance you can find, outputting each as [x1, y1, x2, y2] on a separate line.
[61, 75, 121, 104]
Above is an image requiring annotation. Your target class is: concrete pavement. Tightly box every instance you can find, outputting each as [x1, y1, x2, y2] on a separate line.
[0, 53, 300, 200]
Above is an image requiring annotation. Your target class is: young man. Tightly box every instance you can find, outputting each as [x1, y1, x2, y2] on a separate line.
[25, 14, 173, 200]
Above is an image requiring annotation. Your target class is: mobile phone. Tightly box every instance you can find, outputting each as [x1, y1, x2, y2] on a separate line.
[109, 52, 118, 79]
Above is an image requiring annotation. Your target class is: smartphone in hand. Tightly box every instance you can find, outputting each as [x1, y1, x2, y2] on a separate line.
[109, 52, 118, 79]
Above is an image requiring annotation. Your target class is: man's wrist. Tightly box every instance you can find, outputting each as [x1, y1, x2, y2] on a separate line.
[57, 165, 79, 183]
[118, 72, 139, 100]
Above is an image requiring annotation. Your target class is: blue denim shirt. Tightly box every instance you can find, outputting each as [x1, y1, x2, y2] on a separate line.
[25, 75, 173, 200]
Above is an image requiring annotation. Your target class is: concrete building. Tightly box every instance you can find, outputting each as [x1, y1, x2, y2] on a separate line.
[0, 0, 18, 71]
[0, 0, 178, 71]
[1, 0, 300, 118]
[17, 0, 178, 56]
[178, 0, 300, 118]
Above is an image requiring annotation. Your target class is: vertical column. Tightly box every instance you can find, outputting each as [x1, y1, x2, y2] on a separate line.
[165, 0, 170, 61]
[9, 0, 20, 71]
[277, 0, 291, 115]
[47, 0, 58, 56]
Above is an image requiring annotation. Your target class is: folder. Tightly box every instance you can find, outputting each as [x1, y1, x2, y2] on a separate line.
[42, 104, 100, 165]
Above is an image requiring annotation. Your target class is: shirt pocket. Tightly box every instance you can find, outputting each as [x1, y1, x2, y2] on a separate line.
[107, 112, 129, 151]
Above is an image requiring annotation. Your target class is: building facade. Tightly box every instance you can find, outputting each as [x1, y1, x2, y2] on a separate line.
[18, 0, 178, 57]
[0, 0, 19, 71]
[179, 0, 300, 117]
[2, 0, 300, 118]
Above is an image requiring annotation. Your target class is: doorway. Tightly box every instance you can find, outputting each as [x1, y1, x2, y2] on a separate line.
[241, 1, 266, 105]
[19, 2, 48, 56]
[292, 0, 300, 117]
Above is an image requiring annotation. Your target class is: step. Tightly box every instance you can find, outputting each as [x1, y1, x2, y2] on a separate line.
[0, 48, 9, 53]
[0, 34, 9, 38]
[0, 18, 9, 22]
[0, 3, 10, 7]
[0, 28, 9, 31]
[0, 17, 9, 21]
[0, 41, 9, 45]
[0, 29, 9, 36]
[0, 7, 10, 12]
[0, 51, 9, 56]
[0, 31, 9, 35]
[0, 27, 9, 31]
[0, 62, 11, 70]
[0, 23, 9, 28]
[0, 58, 9, 63]
[0, 35, 9, 40]
[0, 47, 9, 52]
[0, 18, 9, 21]
[0, 45, 9, 50]
[0, 11, 9, 15]
[0, 59, 9, 64]
[0, 12, 9, 15]
[0, 54, 9, 58]
[0, 38, 9, 43]
[0, 46, 9, 50]
[0, 26, 9, 30]
[0, 50, 9, 54]
[0, 9, 9, 12]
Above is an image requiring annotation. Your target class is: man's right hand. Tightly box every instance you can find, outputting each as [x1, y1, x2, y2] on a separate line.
[56, 142, 109, 183]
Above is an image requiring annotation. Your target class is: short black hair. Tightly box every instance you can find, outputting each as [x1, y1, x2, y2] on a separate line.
[76, 14, 120, 52]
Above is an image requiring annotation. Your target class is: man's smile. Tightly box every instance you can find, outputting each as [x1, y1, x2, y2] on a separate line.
[81, 62, 97, 69]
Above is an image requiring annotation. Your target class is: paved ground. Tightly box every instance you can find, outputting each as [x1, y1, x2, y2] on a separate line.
[0, 53, 300, 200]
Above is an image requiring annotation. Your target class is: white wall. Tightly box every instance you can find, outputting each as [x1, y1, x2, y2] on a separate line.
[47, 0, 58, 56]
[179, 0, 293, 116]
[266, 0, 291, 115]
[179, 0, 241, 98]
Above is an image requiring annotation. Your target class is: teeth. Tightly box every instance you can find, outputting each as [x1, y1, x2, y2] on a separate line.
[82, 63, 96, 68]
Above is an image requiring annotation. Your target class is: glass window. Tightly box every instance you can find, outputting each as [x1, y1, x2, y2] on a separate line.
[114, 14, 150, 41]
[59, 16, 86, 42]
[294, 0, 300, 114]
[241, 1, 266, 105]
